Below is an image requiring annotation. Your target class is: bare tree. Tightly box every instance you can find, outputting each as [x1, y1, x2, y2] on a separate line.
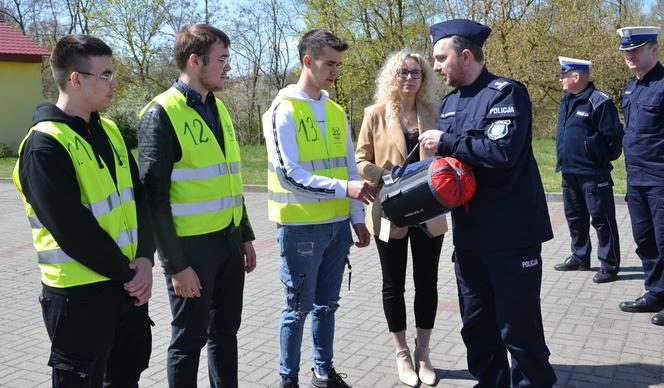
[162, 0, 202, 38]
[265, 0, 297, 90]
[94, 0, 173, 89]
[0, 0, 28, 31]
[221, 0, 298, 142]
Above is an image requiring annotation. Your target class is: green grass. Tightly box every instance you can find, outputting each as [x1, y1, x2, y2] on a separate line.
[0, 157, 16, 178]
[239, 143, 268, 185]
[132, 146, 269, 185]
[532, 138, 626, 194]
[245, 139, 631, 192]
[1, 139, 628, 193]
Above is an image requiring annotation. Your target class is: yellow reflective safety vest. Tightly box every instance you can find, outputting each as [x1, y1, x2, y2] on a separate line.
[13, 118, 138, 288]
[142, 87, 243, 236]
[265, 97, 350, 224]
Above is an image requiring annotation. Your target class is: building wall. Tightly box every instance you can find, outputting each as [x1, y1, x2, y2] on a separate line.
[0, 61, 44, 153]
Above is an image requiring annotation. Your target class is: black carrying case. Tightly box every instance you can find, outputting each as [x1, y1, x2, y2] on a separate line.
[379, 144, 451, 227]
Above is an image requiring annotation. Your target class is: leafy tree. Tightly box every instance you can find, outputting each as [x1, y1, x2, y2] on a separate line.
[303, 0, 441, 135]
[0, 0, 658, 141]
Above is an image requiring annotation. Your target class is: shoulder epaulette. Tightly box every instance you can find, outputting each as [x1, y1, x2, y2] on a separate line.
[589, 89, 610, 110]
[488, 78, 513, 92]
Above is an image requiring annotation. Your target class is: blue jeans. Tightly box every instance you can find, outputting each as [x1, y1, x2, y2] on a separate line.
[277, 221, 353, 380]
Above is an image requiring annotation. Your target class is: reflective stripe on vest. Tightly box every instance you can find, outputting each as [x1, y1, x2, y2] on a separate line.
[38, 228, 138, 264]
[144, 87, 244, 236]
[267, 157, 347, 172]
[171, 194, 243, 216]
[265, 98, 350, 223]
[13, 118, 138, 288]
[83, 187, 134, 217]
[268, 191, 320, 204]
[171, 161, 241, 181]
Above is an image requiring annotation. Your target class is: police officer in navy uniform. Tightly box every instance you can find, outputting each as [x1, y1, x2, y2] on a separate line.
[419, 19, 557, 387]
[553, 56, 623, 283]
[615, 26, 664, 326]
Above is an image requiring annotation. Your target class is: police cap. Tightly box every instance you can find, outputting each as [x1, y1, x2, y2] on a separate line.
[429, 19, 491, 47]
[558, 56, 591, 76]
[616, 26, 661, 51]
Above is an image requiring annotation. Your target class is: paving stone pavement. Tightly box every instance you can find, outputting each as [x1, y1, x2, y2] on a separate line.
[1, 180, 663, 387]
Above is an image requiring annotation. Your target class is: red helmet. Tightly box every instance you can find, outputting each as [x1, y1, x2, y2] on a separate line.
[379, 155, 476, 227]
[429, 157, 476, 207]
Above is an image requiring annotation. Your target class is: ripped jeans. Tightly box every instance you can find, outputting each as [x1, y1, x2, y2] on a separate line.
[277, 221, 353, 380]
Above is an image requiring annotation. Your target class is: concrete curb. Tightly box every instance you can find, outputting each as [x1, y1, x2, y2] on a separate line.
[242, 184, 268, 193]
[0, 177, 627, 203]
[242, 185, 627, 204]
[545, 191, 626, 204]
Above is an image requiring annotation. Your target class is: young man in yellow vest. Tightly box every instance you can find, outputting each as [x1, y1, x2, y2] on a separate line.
[138, 24, 256, 387]
[263, 29, 376, 388]
[13, 35, 155, 387]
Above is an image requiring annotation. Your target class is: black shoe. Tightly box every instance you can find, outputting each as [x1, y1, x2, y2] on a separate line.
[280, 377, 300, 388]
[593, 270, 618, 284]
[310, 368, 352, 388]
[554, 256, 590, 271]
[652, 311, 664, 326]
[619, 296, 664, 313]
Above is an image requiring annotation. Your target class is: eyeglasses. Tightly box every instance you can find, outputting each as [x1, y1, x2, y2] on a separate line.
[77, 71, 116, 82]
[201, 55, 231, 68]
[559, 70, 577, 79]
[398, 68, 422, 79]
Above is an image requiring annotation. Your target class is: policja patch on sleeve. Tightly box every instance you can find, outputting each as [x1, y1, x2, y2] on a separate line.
[487, 120, 510, 140]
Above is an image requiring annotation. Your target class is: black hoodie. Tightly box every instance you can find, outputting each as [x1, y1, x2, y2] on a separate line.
[18, 102, 155, 289]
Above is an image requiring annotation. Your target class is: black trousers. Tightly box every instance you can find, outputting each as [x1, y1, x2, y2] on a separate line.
[454, 246, 556, 388]
[40, 282, 152, 388]
[374, 227, 444, 332]
[165, 227, 245, 388]
[626, 185, 664, 302]
[561, 173, 620, 272]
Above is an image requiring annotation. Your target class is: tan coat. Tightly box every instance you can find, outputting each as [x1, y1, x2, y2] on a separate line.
[355, 103, 448, 238]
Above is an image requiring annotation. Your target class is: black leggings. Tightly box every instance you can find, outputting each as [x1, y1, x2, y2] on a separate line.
[374, 227, 444, 332]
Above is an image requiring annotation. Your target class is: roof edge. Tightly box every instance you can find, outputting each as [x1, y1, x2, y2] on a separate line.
[0, 53, 48, 63]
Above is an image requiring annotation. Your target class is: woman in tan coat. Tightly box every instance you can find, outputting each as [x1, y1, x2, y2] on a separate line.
[356, 49, 447, 387]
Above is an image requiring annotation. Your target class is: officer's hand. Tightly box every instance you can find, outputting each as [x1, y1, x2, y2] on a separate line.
[347, 181, 377, 204]
[171, 266, 202, 298]
[124, 257, 153, 306]
[419, 130, 443, 154]
[244, 241, 257, 273]
[352, 223, 371, 248]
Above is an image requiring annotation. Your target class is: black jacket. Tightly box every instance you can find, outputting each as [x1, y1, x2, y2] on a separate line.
[622, 62, 664, 185]
[556, 82, 623, 174]
[18, 102, 155, 287]
[437, 69, 553, 251]
[138, 84, 255, 275]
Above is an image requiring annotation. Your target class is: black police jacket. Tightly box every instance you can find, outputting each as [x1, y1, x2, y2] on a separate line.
[556, 83, 623, 175]
[622, 61, 664, 185]
[437, 68, 553, 251]
[18, 102, 155, 286]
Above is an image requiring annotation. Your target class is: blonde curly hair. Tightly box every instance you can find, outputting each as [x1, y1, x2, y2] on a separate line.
[373, 49, 439, 121]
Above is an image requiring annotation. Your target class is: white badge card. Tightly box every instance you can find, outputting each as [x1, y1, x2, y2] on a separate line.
[379, 217, 391, 242]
